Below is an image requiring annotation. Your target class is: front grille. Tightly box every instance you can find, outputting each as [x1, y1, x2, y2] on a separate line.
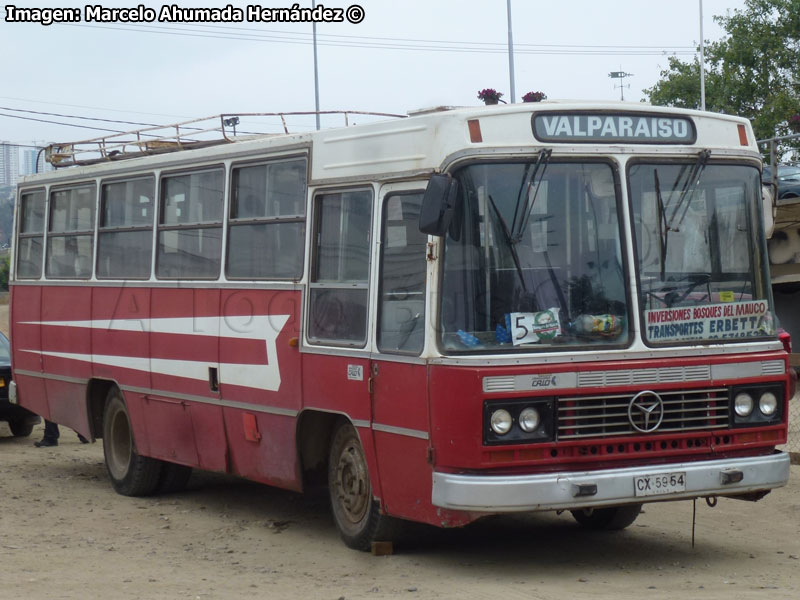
[576, 365, 711, 387]
[557, 388, 729, 440]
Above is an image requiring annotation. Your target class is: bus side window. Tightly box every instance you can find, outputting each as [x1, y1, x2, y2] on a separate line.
[156, 169, 224, 280]
[377, 193, 426, 354]
[227, 158, 307, 280]
[97, 177, 155, 280]
[45, 184, 96, 279]
[16, 189, 46, 279]
[308, 189, 372, 346]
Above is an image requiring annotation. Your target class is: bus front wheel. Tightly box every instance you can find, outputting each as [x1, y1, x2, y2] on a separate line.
[102, 388, 162, 496]
[8, 419, 34, 437]
[570, 504, 642, 530]
[328, 421, 398, 551]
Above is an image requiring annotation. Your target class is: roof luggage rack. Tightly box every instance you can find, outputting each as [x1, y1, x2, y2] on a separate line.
[43, 110, 406, 168]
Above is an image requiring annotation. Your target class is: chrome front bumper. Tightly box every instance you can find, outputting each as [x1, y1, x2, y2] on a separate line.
[432, 452, 790, 512]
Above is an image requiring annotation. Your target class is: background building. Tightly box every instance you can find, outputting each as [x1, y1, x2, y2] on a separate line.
[21, 146, 53, 176]
[0, 142, 20, 187]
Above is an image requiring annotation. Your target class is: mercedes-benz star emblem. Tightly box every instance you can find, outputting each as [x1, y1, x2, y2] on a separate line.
[628, 391, 665, 433]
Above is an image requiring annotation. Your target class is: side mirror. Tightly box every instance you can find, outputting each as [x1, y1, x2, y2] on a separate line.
[419, 174, 458, 237]
[762, 184, 775, 239]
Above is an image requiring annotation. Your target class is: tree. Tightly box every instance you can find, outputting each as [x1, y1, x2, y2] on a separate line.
[0, 194, 13, 247]
[644, 0, 800, 158]
[0, 255, 9, 291]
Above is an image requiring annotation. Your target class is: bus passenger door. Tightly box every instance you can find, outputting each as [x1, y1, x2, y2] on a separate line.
[303, 187, 375, 489]
[369, 186, 432, 522]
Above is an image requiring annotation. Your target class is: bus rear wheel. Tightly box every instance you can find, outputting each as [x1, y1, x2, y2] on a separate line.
[102, 387, 162, 496]
[570, 504, 642, 530]
[328, 421, 398, 551]
[156, 461, 193, 494]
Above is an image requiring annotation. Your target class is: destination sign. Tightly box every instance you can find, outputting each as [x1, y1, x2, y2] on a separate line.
[532, 112, 696, 144]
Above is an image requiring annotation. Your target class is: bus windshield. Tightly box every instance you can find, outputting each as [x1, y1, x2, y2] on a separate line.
[440, 161, 629, 352]
[629, 161, 775, 344]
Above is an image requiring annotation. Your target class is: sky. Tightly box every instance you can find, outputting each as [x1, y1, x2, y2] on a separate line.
[0, 0, 748, 148]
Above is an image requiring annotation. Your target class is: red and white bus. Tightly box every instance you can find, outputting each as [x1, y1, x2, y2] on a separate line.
[10, 103, 792, 550]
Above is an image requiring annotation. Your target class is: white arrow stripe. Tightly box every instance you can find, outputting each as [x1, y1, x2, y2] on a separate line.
[20, 315, 291, 392]
[21, 350, 284, 391]
[23, 315, 290, 339]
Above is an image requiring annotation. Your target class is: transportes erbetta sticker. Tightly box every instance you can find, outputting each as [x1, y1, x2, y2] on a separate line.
[645, 301, 773, 342]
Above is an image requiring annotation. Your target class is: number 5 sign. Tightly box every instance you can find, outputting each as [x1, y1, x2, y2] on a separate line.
[508, 309, 562, 345]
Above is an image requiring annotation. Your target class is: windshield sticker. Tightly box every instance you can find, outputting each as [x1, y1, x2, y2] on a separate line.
[645, 301, 774, 342]
[507, 309, 562, 345]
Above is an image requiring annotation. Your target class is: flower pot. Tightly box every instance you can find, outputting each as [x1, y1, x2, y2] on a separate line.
[484, 99, 499, 105]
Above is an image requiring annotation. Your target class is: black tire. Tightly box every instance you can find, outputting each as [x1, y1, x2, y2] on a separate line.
[156, 461, 193, 494]
[102, 387, 162, 496]
[570, 504, 642, 530]
[328, 421, 399, 551]
[8, 420, 34, 437]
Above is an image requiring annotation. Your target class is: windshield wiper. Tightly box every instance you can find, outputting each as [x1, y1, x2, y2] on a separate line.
[661, 274, 712, 307]
[667, 149, 711, 231]
[654, 169, 668, 281]
[488, 194, 528, 293]
[511, 148, 552, 244]
[509, 163, 532, 239]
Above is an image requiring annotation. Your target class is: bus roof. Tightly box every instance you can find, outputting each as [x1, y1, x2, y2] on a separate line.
[19, 101, 759, 188]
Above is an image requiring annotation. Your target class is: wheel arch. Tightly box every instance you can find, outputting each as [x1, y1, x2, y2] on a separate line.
[295, 409, 382, 500]
[85, 378, 118, 440]
[295, 409, 343, 489]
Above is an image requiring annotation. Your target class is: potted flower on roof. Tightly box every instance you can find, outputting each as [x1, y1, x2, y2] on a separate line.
[522, 91, 547, 103]
[478, 88, 504, 105]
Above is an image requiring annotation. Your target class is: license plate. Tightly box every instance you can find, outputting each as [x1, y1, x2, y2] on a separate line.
[634, 471, 686, 497]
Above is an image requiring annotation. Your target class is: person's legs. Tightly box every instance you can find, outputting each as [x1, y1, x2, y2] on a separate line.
[45, 420, 60, 441]
[34, 420, 59, 447]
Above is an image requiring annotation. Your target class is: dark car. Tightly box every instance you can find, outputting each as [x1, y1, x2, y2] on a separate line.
[0, 331, 40, 437]
[763, 164, 800, 200]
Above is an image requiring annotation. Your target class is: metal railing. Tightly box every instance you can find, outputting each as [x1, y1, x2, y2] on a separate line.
[757, 131, 800, 176]
[43, 110, 406, 168]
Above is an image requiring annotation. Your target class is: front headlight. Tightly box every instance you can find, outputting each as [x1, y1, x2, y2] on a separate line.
[518, 407, 541, 432]
[734, 392, 754, 417]
[730, 385, 783, 427]
[483, 398, 555, 445]
[490, 409, 513, 435]
[759, 391, 778, 416]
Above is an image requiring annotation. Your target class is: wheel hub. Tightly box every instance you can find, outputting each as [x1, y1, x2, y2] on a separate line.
[107, 406, 132, 479]
[335, 443, 369, 523]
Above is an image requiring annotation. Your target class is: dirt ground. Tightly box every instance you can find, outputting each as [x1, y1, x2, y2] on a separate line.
[3, 305, 800, 599]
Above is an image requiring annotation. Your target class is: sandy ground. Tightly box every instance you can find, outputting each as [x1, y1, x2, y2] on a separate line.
[1, 430, 800, 600]
[3, 304, 800, 599]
